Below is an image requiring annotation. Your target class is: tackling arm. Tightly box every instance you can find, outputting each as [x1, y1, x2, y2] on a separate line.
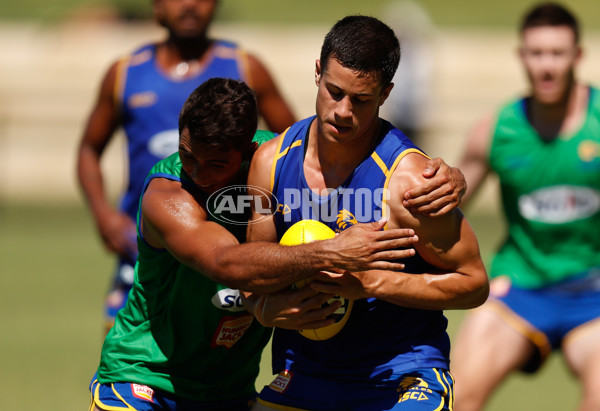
[141, 173, 419, 294]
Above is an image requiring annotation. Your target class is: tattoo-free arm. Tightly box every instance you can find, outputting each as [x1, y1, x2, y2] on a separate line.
[245, 53, 296, 133]
[402, 157, 466, 217]
[76, 62, 137, 258]
[457, 113, 495, 207]
[141, 178, 419, 294]
[311, 153, 489, 310]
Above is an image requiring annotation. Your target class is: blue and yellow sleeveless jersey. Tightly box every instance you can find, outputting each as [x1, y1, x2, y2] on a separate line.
[269, 116, 451, 382]
[113, 40, 250, 221]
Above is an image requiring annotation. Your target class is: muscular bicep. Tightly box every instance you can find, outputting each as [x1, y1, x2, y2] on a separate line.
[412, 209, 483, 275]
[141, 178, 240, 278]
[388, 154, 483, 274]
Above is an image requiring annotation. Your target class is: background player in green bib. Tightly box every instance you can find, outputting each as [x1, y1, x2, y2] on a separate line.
[90, 77, 467, 411]
[451, 3, 600, 410]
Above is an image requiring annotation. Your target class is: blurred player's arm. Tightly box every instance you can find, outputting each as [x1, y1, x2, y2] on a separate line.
[245, 52, 296, 133]
[312, 153, 489, 310]
[457, 112, 495, 207]
[402, 157, 467, 217]
[76, 61, 137, 258]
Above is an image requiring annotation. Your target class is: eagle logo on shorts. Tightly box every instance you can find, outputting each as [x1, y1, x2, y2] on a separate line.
[397, 376, 432, 403]
[397, 376, 429, 393]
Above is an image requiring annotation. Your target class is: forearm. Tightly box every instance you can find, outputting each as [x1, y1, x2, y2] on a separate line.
[77, 147, 113, 220]
[212, 240, 338, 293]
[215, 222, 420, 293]
[361, 268, 489, 310]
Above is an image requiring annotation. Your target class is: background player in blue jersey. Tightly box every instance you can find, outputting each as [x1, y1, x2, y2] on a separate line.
[246, 15, 489, 411]
[451, 3, 600, 410]
[76, 0, 296, 332]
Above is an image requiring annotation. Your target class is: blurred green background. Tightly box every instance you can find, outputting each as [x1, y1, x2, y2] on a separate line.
[0, 0, 599, 29]
[0, 0, 593, 409]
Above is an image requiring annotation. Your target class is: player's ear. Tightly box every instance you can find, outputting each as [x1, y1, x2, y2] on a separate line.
[517, 45, 525, 63]
[574, 45, 583, 64]
[379, 83, 394, 107]
[315, 59, 322, 86]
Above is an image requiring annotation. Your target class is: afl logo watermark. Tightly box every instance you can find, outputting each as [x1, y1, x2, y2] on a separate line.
[206, 185, 278, 226]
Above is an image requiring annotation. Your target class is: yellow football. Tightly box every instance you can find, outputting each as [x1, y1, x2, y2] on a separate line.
[279, 219, 354, 341]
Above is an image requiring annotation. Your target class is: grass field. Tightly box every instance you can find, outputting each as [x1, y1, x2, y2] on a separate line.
[0, 202, 580, 410]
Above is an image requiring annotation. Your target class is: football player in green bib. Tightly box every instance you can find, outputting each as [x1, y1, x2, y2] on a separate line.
[452, 3, 600, 410]
[88, 77, 466, 411]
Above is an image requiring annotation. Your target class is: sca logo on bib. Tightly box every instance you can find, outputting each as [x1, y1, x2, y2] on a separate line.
[211, 288, 246, 312]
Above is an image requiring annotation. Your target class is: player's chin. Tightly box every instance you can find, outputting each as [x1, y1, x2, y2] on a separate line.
[173, 27, 206, 40]
[324, 123, 356, 143]
[329, 122, 353, 136]
[533, 82, 568, 104]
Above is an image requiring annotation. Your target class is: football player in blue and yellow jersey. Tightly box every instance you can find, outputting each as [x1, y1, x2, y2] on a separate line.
[246, 15, 489, 411]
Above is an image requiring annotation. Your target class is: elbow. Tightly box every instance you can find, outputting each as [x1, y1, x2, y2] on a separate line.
[470, 280, 490, 308]
[209, 257, 277, 294]
[464, 271, 490, 309]
[220, 271, 260, 293]
[222, 268, 281, 294]
[208, 259, 250, 290]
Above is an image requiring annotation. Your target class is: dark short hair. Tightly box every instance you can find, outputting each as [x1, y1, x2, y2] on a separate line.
[178, 78, 258, 151]
[520, 2, 580, 43]
[320, 15, 400, 87]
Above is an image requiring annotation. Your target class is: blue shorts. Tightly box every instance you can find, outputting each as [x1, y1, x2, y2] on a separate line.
[89, 374, 255, 411]
[487, 274, 600, 372]
[257, 368, 454, 411]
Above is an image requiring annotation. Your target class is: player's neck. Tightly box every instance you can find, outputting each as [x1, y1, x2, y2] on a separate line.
[157, 37, 213, 78]
[163, 35, 212, 61]
[528, 82, 587, 141]
[305, 119, 382, 190]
